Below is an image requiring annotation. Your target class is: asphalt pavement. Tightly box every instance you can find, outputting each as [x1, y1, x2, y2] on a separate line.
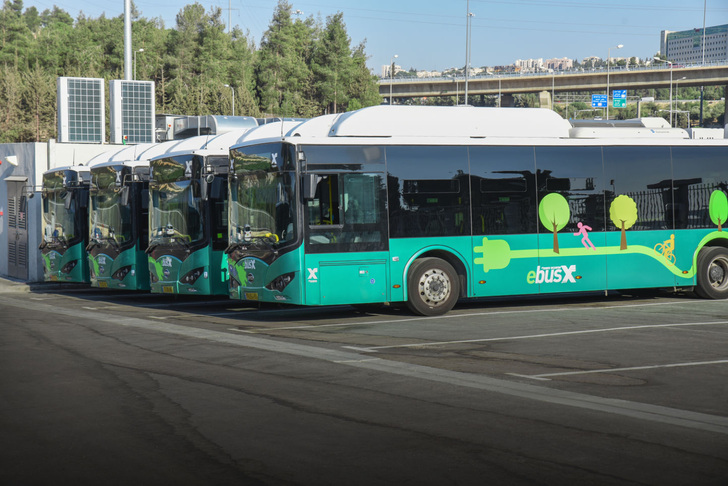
[1, 280, 727, 485]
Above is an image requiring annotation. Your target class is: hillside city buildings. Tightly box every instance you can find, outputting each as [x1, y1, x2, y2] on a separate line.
[382, 23, 728, 78]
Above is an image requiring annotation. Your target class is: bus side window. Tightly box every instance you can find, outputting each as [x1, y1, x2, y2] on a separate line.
[671, 146, 728, 229]
[470, 146, 538, 236]
[386, 146, 470, 238]
[307, 175, 340, 226]
[305, 172, 387, 252]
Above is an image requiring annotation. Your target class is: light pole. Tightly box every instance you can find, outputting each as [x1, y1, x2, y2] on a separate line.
[498, 77, 501, 107]
[224, 84, 235, 116]
[675, 76, 686, 127]
[133, 48, 144, 80]
[449, 76, 460, 105]
[389, 54, 398, 105]
[700, 0, 706, 126]
[464, 1, 474, 105]
[653, 57, 673, 126]
[606, 44, 623, 120]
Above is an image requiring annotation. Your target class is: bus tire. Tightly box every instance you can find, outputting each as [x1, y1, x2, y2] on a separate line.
[695, 247, 728, 299]
[406, 257, 459, 316]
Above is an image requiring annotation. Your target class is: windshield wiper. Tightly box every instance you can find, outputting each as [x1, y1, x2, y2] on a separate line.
[86, 236, 102, 251]
[172, 238, 190, 252]
[107, 233, 121, 251]
[146, 225, 191, 253]
[233, 224, 280, 254]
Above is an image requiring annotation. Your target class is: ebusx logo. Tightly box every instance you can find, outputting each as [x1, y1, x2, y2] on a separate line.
[527, 265, 577, 284]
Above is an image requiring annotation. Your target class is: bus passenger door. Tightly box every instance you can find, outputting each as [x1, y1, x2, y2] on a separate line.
[303, 172, 390, 306]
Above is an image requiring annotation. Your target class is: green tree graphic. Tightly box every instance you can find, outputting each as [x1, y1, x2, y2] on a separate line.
[539, 193, 570, 254]
[609, 195, 638, 250]
[709, 190, 728, 231]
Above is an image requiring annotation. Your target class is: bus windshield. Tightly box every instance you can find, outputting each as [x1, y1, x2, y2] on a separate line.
[229, 144, 297, 248]
[42, 171, 80, 245]
[149, 156, 203, 245]
[90, 166, 132, 247]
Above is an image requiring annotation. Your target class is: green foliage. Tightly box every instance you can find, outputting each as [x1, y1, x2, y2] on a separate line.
[610, 195, 638, 250]
[610, 195, 638, 229]
[539, 193, 570, 253]
[539, 193, 570, 232]
[0, 0, 381, 142]
[709, 190, 728, 231]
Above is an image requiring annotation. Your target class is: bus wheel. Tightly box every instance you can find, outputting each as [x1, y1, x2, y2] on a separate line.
[406, 258, 459, 316]
[695, 247, 728, 299]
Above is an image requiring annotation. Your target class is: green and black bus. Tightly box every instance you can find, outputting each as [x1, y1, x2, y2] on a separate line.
[87, 159, 151, 290]
[146, 132, 251, 295]
[226, 106, 728, 315]
[40, 166, 92, 283]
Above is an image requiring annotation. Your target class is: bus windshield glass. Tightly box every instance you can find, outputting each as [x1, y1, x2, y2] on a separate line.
[229, 143, 297, 248]
[149, 156, 203, 245]
[42, 171, 79, 245]
[90, 165, 132, 247]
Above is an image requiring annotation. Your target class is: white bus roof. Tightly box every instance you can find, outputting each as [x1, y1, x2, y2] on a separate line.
[569, 117, 672, 129]
[196, 129, 254, 154]
[286, 114, 340, 138]
[569, 127, 690, 139]
[85, 145, 137, 166]
[326, 106, 573, 139]
[90, 159, 151, 171]
[246, 120, 306, 140]
[43, 164, 91, 175]
[227, 107, 726, 149]
[146, 129, 254, 160]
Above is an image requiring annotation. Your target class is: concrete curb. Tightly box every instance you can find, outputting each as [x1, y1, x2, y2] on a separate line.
[0, 277, 89, 293]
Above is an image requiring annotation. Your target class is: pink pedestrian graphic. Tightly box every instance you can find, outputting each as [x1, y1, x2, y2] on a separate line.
[574, 222, 596, 250]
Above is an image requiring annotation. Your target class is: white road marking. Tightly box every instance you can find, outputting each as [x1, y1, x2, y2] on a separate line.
[510, 359, 728, 381]
[239, 299, 723, 333]
[343, 320, 728, 353]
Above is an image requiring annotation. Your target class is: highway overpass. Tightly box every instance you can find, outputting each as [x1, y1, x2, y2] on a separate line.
[379, 63, 728, 109]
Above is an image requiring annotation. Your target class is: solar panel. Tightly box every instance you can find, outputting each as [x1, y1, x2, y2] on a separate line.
[57, 77, 105, 143]
[110, 80, 156, 144]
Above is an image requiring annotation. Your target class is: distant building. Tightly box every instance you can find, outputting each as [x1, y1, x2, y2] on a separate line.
[381, 64, 404, 78]
[545, 57, 573, 70]
[660, 24, 728, 64]
[415, 70, 443, 78]
[493, 65, 518, 74]
[514, 58, 543, 72]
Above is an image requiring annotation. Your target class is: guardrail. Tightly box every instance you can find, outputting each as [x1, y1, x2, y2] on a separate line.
[378, 60, 728, 85]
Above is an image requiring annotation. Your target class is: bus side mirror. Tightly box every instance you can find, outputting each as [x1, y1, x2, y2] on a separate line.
[210, 177, 224, 201]
[121, 186, 130, 206]
[64, 192, 72, 209]
[201, 174, 215, 201]
[303, 174, 318, 200]
[79, 189, 88, 209]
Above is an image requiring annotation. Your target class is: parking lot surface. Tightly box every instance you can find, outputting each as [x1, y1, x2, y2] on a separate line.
[2, 283, 727, 485]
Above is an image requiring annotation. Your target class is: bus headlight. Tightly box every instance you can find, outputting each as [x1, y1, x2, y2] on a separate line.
[112, 266, 132, 281]
[181, 267, 204, 285]
[266, 272, 295, 292]
[61, 260, 78, 274]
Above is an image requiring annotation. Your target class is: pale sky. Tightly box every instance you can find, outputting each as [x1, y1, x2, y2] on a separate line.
[22, 0, 728, 72]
